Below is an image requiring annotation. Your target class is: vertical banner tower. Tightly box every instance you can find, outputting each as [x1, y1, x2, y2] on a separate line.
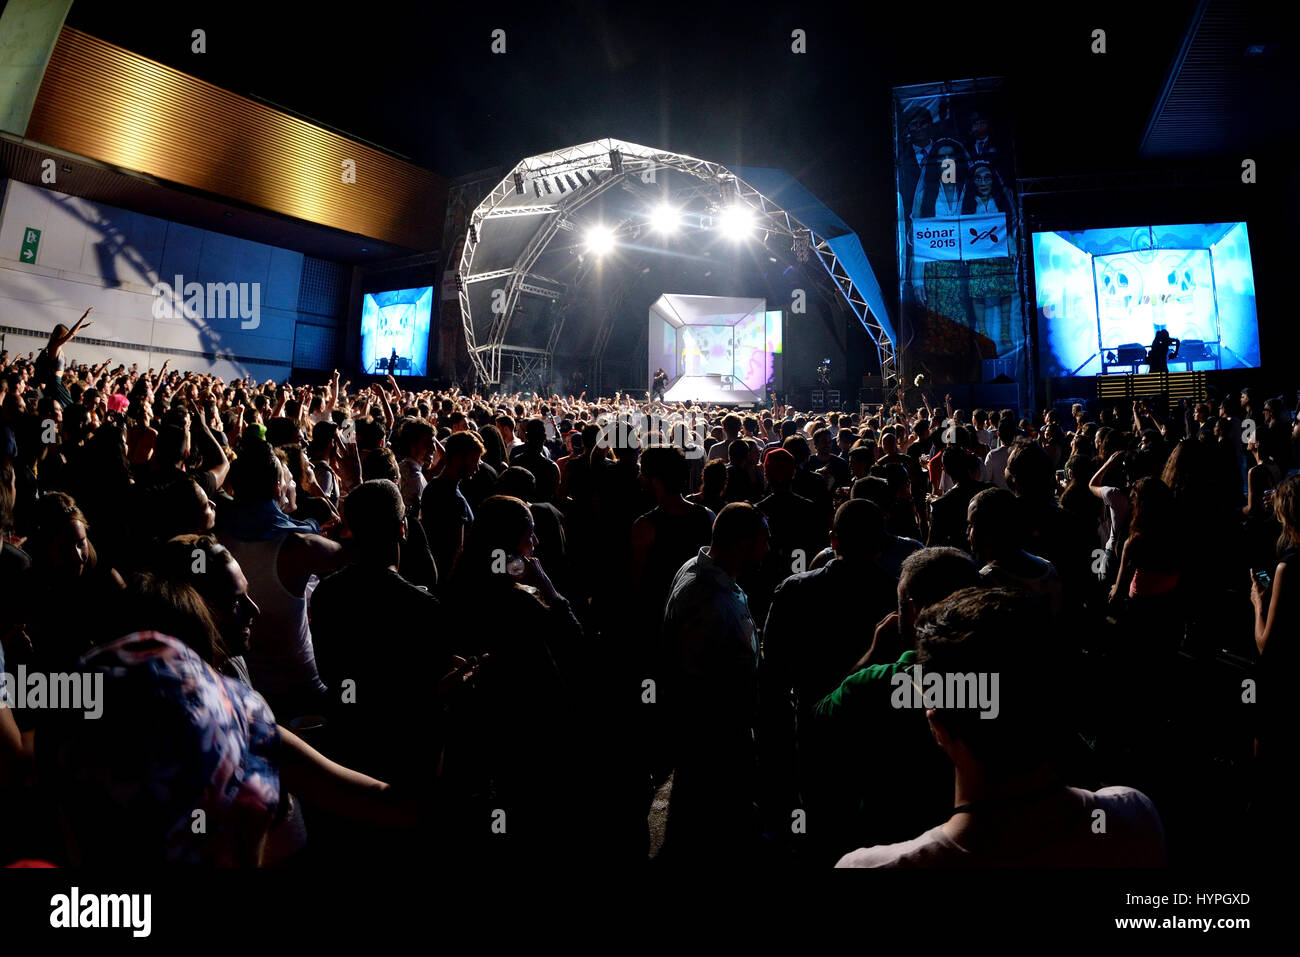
[893, 78, 1025, 398]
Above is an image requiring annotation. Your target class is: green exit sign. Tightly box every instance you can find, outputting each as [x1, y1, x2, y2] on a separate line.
[20, 227, 40, 264]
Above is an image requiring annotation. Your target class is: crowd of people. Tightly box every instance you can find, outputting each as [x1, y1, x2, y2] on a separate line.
[0, 311, 1295, 867]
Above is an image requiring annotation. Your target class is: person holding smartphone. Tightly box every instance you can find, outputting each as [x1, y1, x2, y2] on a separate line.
[1251, 474, 1299, 860]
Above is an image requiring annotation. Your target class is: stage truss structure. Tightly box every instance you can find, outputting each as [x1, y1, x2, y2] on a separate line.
[457, 138, 897, 391]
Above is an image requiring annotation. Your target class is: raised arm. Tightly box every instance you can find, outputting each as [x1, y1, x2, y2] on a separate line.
[372, 384, 394, 430]
[187, 398, 230, 488]
[324, 370, 340, 417]
[1089, 450, 1123, 499]
[148, 358, 168, 387]
[52, 307, 94, 350]
[273, 383, 290, 419]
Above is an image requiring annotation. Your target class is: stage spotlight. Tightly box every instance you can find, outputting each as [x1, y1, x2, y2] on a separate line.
[543, 178, 553, 194]
[469, 224, 478, 244]
[534, 179, 542, 198]
[566, 174, 580, 191]
[588, 169, 601, 184]
[610, 150, 624, 176]
[650, 204, 679, 233]
[719, 175, 737, 206]
[718, 205, 754, 240]
[513, 171, 525, 195]
[584, 225, 615, 255]
[556, 177, 567, 193]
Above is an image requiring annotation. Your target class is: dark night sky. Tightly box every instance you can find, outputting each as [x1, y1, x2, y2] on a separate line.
[64, 0, 1205, 270]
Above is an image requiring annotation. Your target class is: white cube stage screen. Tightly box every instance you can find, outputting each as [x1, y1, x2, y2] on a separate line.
[647, 294, 782, 404]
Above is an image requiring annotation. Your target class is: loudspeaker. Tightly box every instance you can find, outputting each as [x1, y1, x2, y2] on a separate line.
[982, 358, 1017, 383]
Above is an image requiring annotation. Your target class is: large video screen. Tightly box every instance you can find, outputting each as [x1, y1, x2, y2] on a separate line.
[1033, 223, 1260, 377]
[733, 310, 782, 390]
[360, 286, 433, 376]
[680, 325, 733, 377]
[675, 311, 782, 389]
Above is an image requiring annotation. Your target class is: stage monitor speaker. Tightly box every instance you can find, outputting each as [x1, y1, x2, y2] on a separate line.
[982, 358, 1016, 383]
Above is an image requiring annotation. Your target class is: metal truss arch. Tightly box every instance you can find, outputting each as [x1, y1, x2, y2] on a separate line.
[459, 138, 896, 389]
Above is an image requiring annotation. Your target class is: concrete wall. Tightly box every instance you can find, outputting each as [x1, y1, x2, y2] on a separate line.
[0, 178, 333, 383]
[0, 0, 74, 136]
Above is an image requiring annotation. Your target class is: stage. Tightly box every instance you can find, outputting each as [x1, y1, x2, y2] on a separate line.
[661, 373, 764, 406]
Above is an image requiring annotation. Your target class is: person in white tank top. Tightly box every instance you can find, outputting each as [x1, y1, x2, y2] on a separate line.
[220, 441, 345, 718]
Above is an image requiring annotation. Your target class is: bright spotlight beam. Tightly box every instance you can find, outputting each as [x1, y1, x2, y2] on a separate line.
[584, 225, 615, 255]
[718, 205, 755, 240]
[650, 204, 679, 233]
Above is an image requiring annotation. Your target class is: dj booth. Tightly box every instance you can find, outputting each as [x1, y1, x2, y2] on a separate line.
[1101, 340, 1220, 375]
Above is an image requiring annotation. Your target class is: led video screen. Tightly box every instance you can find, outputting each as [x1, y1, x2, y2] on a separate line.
[360, 286, 433, 376]
[1032, 223, 1260, 376]
[676, 314, 781, 388]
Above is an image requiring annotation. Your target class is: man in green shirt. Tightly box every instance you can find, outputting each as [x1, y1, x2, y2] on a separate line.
[807, 547, 980, 862]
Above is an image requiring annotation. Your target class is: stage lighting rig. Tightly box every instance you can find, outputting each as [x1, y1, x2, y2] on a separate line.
[719, 175, 738, 206]
[534, 180, 543, 198]
[468, 224, 478, 244]
[793, 228, 811, 263]
[513, 171, 525, 195]
[610, 149, 624, 176]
